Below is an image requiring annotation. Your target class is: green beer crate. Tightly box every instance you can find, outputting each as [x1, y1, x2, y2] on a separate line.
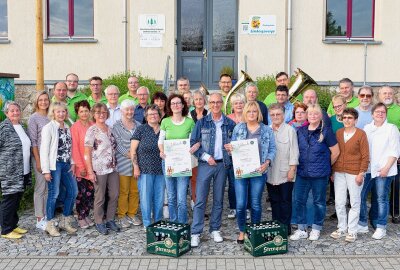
[146, 220, 191, 257]
[244, 220, 288, 257]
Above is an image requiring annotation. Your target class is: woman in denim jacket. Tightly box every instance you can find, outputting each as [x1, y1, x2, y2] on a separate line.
[226, 101, 276, 244]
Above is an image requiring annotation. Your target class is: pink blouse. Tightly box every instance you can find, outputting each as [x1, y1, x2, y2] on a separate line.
[71, 120, 93, 177]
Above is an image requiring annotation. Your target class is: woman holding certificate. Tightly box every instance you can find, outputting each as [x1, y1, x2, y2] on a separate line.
[227, 101, 276, 244]
[158, 94, 195, 224]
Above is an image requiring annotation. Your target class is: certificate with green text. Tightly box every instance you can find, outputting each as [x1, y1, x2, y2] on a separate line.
[164, 139, 192, 177]
[231, 139, 261, 179]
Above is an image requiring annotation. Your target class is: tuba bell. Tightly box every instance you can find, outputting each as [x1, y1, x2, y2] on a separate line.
[224, 70, 253, 113]
[288, 68, 317, 103]
[199, 82, 210, 96]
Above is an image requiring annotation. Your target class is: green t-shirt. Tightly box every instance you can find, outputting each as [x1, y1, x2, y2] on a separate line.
[263, 92, 303, 106]
[87, 95, 107, 108]
[387, 103, 400, 130]
[118, 92, 139, 104]
[160, 117, 195, 140]
[331, 115, 344, 134]
[52, 91, 87, 122]
[327, 96, 359, 116]
[222, 94, 232, 114]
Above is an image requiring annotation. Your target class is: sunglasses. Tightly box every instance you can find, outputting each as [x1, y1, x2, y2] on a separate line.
[359, 94, 372, 98]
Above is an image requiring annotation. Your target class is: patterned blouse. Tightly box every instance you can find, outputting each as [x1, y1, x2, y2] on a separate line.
[84, 125, 117, 176]
[57, 128, 72, 163]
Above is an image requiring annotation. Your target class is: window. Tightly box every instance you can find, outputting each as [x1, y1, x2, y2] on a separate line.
[0, 0, 7, 38]
[326, 0, 375, 39]
[47, 0, 94, 38]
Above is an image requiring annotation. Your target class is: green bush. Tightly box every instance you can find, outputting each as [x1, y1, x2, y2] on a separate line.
[256, 74, 334, 110]
[82, 71, 162, 97]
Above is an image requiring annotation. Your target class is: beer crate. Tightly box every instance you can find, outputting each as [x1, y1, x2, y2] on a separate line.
[146, 220, 191, 257]
[244, 220, 288, 257]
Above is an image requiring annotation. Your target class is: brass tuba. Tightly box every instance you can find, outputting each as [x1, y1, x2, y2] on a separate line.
[199, 82, 210, 96]
[224, 70, 253, 113]
[288, 68, 317, 103]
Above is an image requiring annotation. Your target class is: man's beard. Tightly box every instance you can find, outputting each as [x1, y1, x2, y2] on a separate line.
[383, 98, 393, 105]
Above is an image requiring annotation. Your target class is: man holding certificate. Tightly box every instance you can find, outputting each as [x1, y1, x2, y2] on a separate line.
[190, 93, 236, 247]
[226, 101, 276, 244]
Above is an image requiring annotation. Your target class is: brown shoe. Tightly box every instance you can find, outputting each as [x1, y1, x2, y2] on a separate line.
[46, 220, 61, 237]
[59, 216, 77, 234]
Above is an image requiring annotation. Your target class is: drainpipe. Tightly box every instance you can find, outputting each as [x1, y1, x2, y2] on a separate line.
[363, 43, 368, 84]
[123, 0, 128, 72]
[287, 0, 292, 76]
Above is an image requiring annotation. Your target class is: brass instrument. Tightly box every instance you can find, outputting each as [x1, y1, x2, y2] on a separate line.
[199, 82, 209, 96]
[288, 68, 317, 103]
[224, 70, 253, 113]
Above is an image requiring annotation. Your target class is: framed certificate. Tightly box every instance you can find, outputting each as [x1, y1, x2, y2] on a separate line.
[164, 139, 192, 177]
[231, 139, 261, 179]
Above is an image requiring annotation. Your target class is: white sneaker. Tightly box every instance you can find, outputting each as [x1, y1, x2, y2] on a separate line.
[227, 209, 236, 219]
[36, 218, 47, 231]
[246, 210, 251, 220]
[330, 229, 346, 239]
[190, 200, 195, 211]
[210, 230, 224, 243]
[191, 234, 200, 247]
[163, 205, 169, 219]
[372, 228, 386, 240]
[308, 229, 320, 241]
[267, 206, 272, 211]
[345, 233, 357, 242]
[357, 225, 369, 234]
[289, 229, 308, 241]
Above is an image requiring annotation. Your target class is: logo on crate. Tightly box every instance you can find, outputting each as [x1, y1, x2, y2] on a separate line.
[273, 235, 284, 246]
[164, 237, 173, 248]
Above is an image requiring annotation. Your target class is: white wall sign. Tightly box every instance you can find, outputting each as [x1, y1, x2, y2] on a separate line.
[248, 15, 276, 35]
[139, 14, 165, 34]
[140, 33, 163, 48]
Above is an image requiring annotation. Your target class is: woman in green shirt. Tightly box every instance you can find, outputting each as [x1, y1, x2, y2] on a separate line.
[330, 95, 347, 134]
[158, 94, 196, 224]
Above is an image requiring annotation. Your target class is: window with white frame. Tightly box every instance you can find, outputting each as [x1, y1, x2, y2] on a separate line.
[326, 0, 375, 39]
[47, 0, 94, 38]
[0, 0, 7, 38]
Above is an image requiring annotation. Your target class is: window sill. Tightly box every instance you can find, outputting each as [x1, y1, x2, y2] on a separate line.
[323, 39, 382, 45]
[0, 39, 10, 44]
[44, 38, 98, 44]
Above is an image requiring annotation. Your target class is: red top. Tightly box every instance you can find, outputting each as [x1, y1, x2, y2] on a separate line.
[71, 120, 94, 177]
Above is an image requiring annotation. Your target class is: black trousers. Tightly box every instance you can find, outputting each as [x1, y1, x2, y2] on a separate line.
[390, 169, 400, 218]
[0, 191, 23, 235]
[267, 181, 294, 235]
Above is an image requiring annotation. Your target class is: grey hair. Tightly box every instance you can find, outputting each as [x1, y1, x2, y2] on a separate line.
[3, 101, 21, 113]
[245, 82, 258, 93]
[230, 93, 246, 106]
[137, 86, 150, 95]
[120, 99, 136, 110]
[193, 90, 207, 105]
[209, 92, 223, 102]
[358, 85, 374, 96]
[104, 85, 120, 95]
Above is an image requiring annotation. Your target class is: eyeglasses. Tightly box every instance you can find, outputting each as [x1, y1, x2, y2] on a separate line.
[137, 93, 148, 96]
[220, 81, 231, 84]
[270, 113, 282, 117]
[209, 101, 223, 105]
[359, 94, 372, 98]
[94, 111, 107, 115]
[295, 111, 306, 114]
[333, 104, 344, 110]
[342, 116, 355, 120]
[171, 101, 182, 106]
[374, 110, 386, 115]
[67, 80, 78, 83]
[107, 93, 119, 96]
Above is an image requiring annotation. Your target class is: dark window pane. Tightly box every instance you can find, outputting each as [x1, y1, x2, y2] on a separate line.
[212, 0, 235, 52]
[49, 0, 69, 36]
[74, 0, 94, 36]
[0, 0, 7, 37]
[352, 0, 373, 37]
[326, 0, 347, 36]
[181, 0, 204, 52]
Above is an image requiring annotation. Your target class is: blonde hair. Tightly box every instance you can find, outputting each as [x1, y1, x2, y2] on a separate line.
[306, 104, 324, 142]
[332, 94, 346, 105]
[242, 101, 263, 123]
[230, 93, 246, 106]
[48, 101, 68, 120]
[34, 90, 50, 112]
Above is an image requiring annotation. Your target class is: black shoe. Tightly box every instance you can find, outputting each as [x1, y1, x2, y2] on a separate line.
[327, 198, 335, 205]
[204, 214, 209, 220]
[106, 220, 121, 232]
[392, 217, 400, 224]
[95, 223, 109, 235]
[237, 238, 244, 244]
[329, 213, 337, 220]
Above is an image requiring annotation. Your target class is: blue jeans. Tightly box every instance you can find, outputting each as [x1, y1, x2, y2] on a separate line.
[235, 175, 267, 232]
[138, 174, 165, 227]
[291, 188, 314, 226]
[227, 167, 236, 209]
[46, 161, 78, 220]
[294, 175, 328, 231]
[371, 176, 394, 229]
[359, 173, 374, 227]
[191, 162, 227, 234]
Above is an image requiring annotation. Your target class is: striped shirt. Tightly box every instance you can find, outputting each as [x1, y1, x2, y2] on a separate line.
[112, 119, 141, 176]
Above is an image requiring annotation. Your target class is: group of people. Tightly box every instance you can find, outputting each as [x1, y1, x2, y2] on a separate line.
[0, 73, 399, 251]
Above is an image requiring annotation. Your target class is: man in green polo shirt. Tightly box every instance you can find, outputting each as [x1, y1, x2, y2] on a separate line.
[65, 73, 87, 121]
[220, 73, 233, 114]
[87, 76, 107, 107]
[263, 71, 289, 106]
[327, 78, 359, 116]
[118, 75, 140, 104]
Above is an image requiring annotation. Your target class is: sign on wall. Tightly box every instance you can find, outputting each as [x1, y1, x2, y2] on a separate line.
[140, 33, 163, 48]
[242, 15, 276, 35]
[138, 14, 166, 34]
